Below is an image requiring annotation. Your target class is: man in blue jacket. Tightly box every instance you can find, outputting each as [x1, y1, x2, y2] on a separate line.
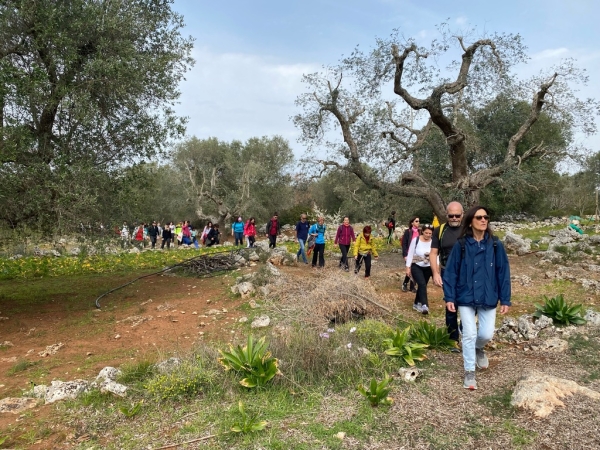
[443, 206, 511, 390]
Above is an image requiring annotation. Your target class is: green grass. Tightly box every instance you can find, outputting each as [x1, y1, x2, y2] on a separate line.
[568, 331, 600, 380]
[7, 359, 36, 375]
[479, 385, 516, 417]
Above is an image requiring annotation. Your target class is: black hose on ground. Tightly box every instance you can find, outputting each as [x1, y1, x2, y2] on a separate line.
[94, 248, 243, 309]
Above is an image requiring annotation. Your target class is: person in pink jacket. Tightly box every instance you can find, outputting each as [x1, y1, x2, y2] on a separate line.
[334, 216, 356, 271]
[244, 217, 257, 248]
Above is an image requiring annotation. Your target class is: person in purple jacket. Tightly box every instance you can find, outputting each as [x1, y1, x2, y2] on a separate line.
[334, 216, 356, 271]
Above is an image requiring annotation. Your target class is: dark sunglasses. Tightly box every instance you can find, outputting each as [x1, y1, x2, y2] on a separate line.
[474, 215, 490, 221]
[447, 214, 462, 219]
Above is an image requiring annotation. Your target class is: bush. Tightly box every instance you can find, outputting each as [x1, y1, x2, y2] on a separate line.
[144, 361, 217, 401]
[218, 335, 280, 388]
[409, 321, 458, 350]
[355, 319, 394, 352]
[118, 360, 156, 384]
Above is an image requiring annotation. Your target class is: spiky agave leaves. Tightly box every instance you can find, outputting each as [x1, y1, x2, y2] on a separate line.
[533, 294, 587, 326]
[218, 335, 280, 388]
[383, 327, 428, 366]
[357, 374, 393, 407]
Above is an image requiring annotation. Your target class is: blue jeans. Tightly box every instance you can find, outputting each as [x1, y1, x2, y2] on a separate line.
[234, 231, 244, 246]
[458, 306, 497, 372]
[297, 239, 308, 263]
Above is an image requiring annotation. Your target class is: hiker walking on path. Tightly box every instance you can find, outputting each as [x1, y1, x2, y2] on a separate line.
[148, 221, 159, 249]
[354, 225, 378, 278]
[295, 214, 310, 264]
[161, 222, 173, 249]
[232, 216, 245, 246]
[266, 212, 281, 249]
[244, 217, 257, 248]
[401, 216, 420, 292]
[406, 223, 434, 314]
[335, 216, 355, 271]
[386, 211, 397, 244]
[443, 206, 511, 390]
[429, 201, 464, 346]
[309, 216, 327, 269]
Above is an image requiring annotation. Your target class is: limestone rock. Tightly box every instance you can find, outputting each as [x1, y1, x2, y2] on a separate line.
[129, 247, 140, 254]
[248, 251, 260, 262]
[96, 367, 122, 382]
[69, 247, 81, 256]
[511, 370, 600, 417]
[265, 262, 281, 277]
[584, 309, 600, 326]
[232, 281, 255, 298]
[251, 315, 271, 328]
[156, 357, 181, 374]
[38, 342, 64, 357]
[0, 397, 38, 414]
[538, 337, 568, 352]
[398, 367, 422, 382]
[503, 232, 531, 256]
[45, 380, 89, 404]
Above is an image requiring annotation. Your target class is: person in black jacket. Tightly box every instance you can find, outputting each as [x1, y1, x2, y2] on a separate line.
[206, 224, 221, 247]
[401, 216, 420, 292]
[148, 221, 159, 249]
[386, 211, 397, 243]
[161, 222, 173, 249]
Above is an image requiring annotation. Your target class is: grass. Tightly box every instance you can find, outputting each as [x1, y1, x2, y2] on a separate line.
[7, 359, 36, 375]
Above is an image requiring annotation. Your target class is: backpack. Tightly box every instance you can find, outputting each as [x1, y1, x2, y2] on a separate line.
[387, 221, 394, 229]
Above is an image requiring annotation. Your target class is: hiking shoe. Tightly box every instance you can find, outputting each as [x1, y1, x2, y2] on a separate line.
[421, 304, 429, 315]
[410, 287, 417, 293]
[413, 303, 422, 312]
[476, 348, 489, 369]
[401, 283, 408, 292]
[463, 371, 477, 390]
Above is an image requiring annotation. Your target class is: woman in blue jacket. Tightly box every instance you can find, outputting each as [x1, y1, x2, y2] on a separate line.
[231, 216, 245, 246]
[442, 206, 511, 391]
[309, 216, 327, 269]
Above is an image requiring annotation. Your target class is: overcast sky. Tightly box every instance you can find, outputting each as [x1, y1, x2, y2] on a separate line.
[171, 0, 600, 164]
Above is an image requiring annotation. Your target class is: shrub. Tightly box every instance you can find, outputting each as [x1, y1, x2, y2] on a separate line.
[144, 362, 217, 401]
[409, 321, 458, 350]
[355, 319, 394, 352]
[533, 294, 586, 326]
[230, 401, 268, 433]
[118, 360, 156, 384]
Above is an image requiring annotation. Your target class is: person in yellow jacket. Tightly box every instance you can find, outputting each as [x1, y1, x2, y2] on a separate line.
[353, 225, 378, 278]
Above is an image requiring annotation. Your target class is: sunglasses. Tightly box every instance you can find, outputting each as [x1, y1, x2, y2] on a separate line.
[474, 215, 490, 221]
[423, 224, 434, 229]
[447, 214, 462, 219]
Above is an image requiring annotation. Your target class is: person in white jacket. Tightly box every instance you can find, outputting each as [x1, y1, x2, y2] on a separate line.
[405, 223, 434, 314]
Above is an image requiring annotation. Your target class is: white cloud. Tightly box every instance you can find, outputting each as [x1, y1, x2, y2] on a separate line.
[455, 16, 468, 25]
[531, 47, 569, 61]
[174, 47, 318, 155]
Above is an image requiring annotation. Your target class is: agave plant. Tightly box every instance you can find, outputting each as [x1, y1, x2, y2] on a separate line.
[357, 374, 393, 407]
[383, 327, 428, 366]
[231, 401, 268, 433]
[218, 335, 280, 388]
[409, 320, 458, 350]
[533, 294, 586, 326]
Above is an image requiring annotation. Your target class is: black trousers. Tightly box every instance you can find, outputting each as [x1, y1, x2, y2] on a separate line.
[338, 244, 350, 269]
[161, 238, 171, 249]
[268, 234, 277, 248]
[441, 268, 459, 341]
[248, 236, 255, 247]
[150, 236, 157, 248]
[355, 253, 372, 277]
[312, 243, 325, 267]
[411, 264, 432, 306]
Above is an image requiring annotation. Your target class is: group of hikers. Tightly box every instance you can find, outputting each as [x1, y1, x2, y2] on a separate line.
[292, 203, 510, 391]
[119, 203, 510, 390]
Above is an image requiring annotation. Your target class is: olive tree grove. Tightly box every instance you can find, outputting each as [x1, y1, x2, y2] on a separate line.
[0, 0, 194, 230]
[294, 25, 598, 218]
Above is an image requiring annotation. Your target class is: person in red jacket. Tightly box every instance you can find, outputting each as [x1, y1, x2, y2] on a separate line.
[265, 212, 281, 249]
[244, 217, 257, 248]
[334, 216, 355, 271]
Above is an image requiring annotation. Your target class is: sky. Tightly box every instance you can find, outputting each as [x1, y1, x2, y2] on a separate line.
[171, 0, 600, 163]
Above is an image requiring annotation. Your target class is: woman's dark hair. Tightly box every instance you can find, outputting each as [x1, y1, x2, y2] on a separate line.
[408, 216, 419, 228]
[363, 225, 372, 234]
[206, 221, 213, 227]
[213, 223, 219, 228]
[421, 223, 434, 232]
[460, 205, 493, 239]
[249, 217, 255, 223]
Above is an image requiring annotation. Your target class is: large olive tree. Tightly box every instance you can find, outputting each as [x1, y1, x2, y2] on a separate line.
[0, 0, 194, 230]
[294, 25, 598, 218]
